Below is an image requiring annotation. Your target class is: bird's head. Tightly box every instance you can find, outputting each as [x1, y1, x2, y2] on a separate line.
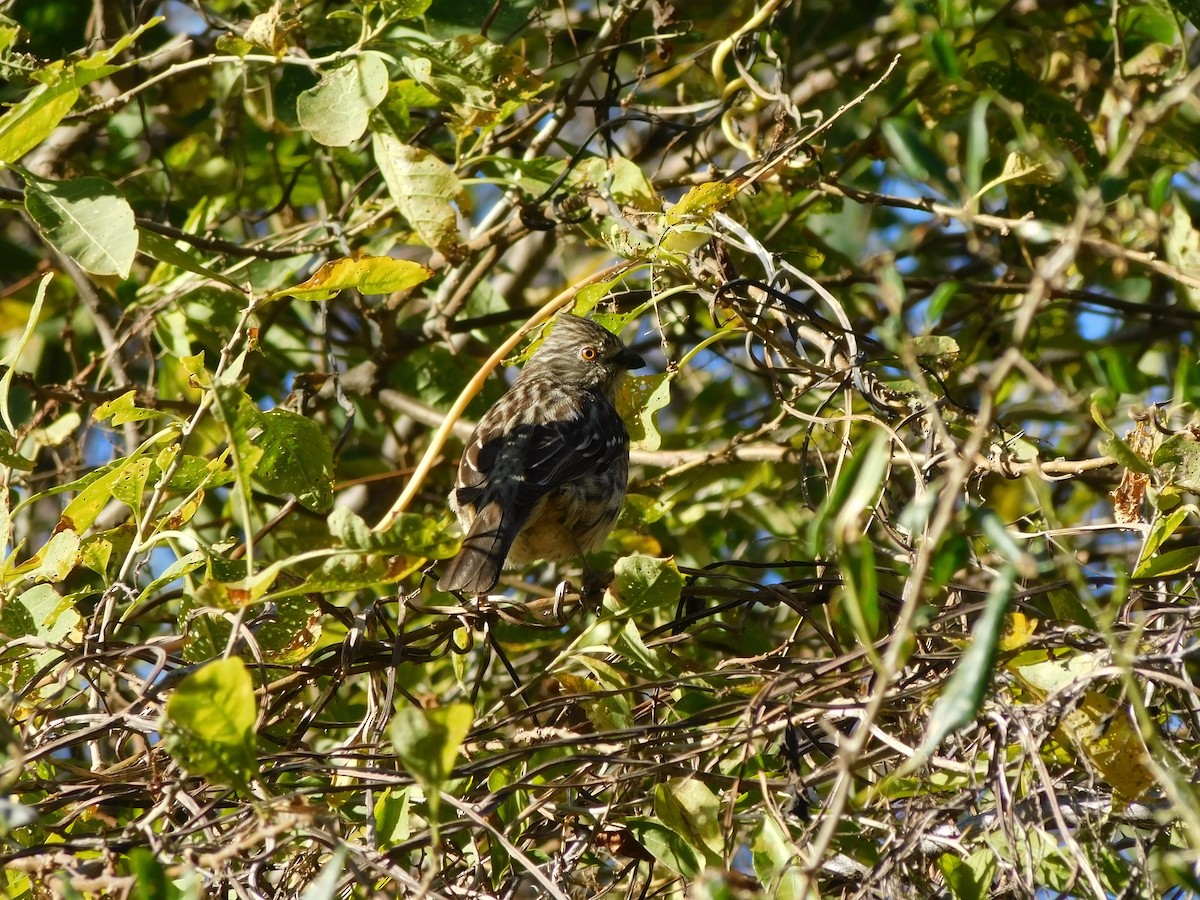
[520, 314, 645, 393]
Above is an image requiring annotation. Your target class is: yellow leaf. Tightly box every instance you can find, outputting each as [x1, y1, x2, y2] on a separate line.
[270, 256, 433, 302]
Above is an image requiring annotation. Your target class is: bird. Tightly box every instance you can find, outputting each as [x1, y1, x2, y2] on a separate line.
[437, 313, 646, 595]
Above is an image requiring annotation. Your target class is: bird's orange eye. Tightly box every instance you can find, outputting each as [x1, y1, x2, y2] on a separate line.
[579, 345, 598, 361]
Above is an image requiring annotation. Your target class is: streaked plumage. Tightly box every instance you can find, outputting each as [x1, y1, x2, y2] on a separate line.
[438, 314, 645, 594]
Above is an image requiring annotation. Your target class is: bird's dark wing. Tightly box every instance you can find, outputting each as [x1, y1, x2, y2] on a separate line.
[512, 399, 627, 510]
[439, 378, 627, 594]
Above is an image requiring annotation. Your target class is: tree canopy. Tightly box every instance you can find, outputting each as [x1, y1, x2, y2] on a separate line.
[3, 0, 1200, 897]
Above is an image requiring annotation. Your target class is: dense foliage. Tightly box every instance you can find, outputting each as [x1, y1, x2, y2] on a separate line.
[3, 0, 1200, 896]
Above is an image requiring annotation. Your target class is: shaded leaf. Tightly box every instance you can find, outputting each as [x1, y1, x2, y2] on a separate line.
[1166, 0, 1200, 30]
[389, 702, 472, 826]
[138, 228, 246, 291]
[973, 61, 1103, 174]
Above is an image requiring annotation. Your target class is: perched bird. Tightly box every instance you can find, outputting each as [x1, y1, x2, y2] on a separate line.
[438, 313, 646, 594]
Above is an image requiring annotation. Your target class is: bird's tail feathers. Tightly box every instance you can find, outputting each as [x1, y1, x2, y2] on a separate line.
[437, 505, 512, 594]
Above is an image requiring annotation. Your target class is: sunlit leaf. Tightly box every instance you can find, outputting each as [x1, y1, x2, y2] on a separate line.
[24, 175, 137, 278]
[270, 255, 434, 301]
[254, 409, 334, 512]
[297, 53, 389, 147]
[752, 813, 804, 900]
[0, 19, 161, 163]
[605, 555, 683, 613]
[917, 569, 1015, 759]
[1153, 432, 1200, 492]
[163, 658, 258, 789]
[654, 778, 723, 866]
[374, 131, 464, 257]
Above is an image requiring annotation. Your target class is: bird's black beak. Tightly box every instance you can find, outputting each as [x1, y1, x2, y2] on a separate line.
[616, 347, 646, 370]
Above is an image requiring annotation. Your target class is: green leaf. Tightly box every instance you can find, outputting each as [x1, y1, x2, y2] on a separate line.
[138, 228, 246, 291]
[329, 506, 457, 557]
[0, 583, 81, 642]
[0, 430, 33, 471]
[128, 848, 180, 900]
[1098, 435, 1154, 475]
[93, 390, 163, 425]
[974, 151, 1063, 200]
[132, 550, 206, 609]
[612, 619, 666, 677]
[399, 34, 544, 132]
[374, 788, 412, 845]
[390, 702, 472, 787]
[251, 595, 323, 664]
[653, 778, 724, 866]
[838, 539, 881, 650]
[297, 53, 389, 147]
[1133, 545, 1200, 579]
[973, 61, 1103, 174]
[1090, 346, 1147, 394]
[815, 430, 889, 552]
[269, 255, 434, 302]
[210, 385, 265, 522]
[0, 19, 161, 163]
[0, 584, 83, 691]
[606, 555, 684, 613]
[111, 457, 151, 509]
[299, 847, 346, 900]
[909, 334, 960, 360]
[627, 818, 702, 879]
[916, 568, 1015, 760]
[751, 814, 805, 900]
[381, 0, 432, 17]
[389, 702, 473, 825]
[254, 409, 335, 513]
[8, 529, 81, 584]
[1133, 504, 1195, 575]
[163, 657, 258, 789]
[881, 118, 947, 186]
[620, 373, 671, 451]
[374, 131, 464, 257]
[24, 175, 137, 278]
[1153, 432, 1200, 492]
[977, 508, 1035, 577]
[573, 156, 657, 210]
[58, 456, 144, 532]
[659, 181, 736, 253]
[926, 282, 964, 328]
[924, 29, 960, 77]
[80, 533, 113, 576]
[0, 84, 78, 166]
[940, 848, 998, 900]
